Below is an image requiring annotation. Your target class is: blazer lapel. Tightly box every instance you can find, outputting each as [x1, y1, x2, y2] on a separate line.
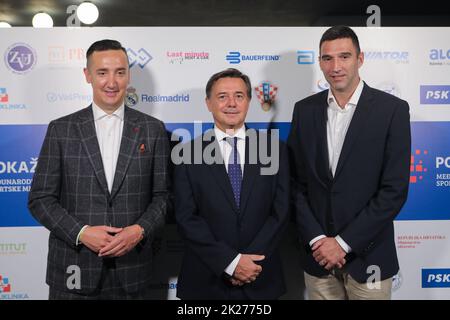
[77, 105, 109, 194]
[206, 133, 240, 213]
[110, 107, 140, 199]
[334, 83, 374, 179]
[314, 93, 333, 183]
[239, 133, 259, 216]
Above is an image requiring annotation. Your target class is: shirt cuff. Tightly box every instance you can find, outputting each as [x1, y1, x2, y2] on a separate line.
[309, 234, 326, 247]
[76, 225, 89, 246]
[335, 235, 352, 253]
[224, 254, 241, 276]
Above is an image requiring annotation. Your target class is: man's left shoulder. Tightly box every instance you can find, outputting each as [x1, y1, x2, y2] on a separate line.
[127, 107, 165, 128]
[366, 85, 408, 108]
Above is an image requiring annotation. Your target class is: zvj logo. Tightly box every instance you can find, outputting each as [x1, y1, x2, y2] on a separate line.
[4, 43, 36, 74]
[127, 48, 153, 69]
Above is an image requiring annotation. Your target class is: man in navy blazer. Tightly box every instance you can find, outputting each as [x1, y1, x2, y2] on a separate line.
[288, 26, 411, 299]
[174, 68, 289, 299]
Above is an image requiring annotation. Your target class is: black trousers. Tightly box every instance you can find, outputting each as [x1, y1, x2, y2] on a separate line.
[49, 259, 153, 300]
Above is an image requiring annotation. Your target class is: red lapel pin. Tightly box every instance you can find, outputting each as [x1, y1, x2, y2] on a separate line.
[139, 143, 146, 153]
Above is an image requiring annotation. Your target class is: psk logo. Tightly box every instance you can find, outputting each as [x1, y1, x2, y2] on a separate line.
[255, 82, 278, 112]
[410, 149, 428, 184]
[125, 87, 139, 107]
[0, 275, 11, 293]
[317, 79, 330, 91]
[0, 88, 8, 103]
[226, 51, 241, 64]
[127, 48, 152, 69]
[297, 50, 314, 64]
[4, 43, 37, 74]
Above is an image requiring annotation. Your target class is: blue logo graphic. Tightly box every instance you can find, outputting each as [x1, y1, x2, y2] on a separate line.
[4, 43, 37, 74]
[364, 51, 409, 61]
[420, 85, 450, 104]
[429, 49, 450, 61]
[226, 52, 241, 64]
[0, 125, 47, 227]
[225, 51, 280, 64]
[0, 88, 8, 103]
[127, 48, 152, 68]
[297, 51, 314, 64]
[422, 269, 450, 288]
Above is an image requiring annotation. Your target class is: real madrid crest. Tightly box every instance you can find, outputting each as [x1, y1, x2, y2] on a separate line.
[125, 86, 139, 107]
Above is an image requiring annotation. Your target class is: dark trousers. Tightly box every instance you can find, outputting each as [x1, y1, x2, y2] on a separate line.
[49, 259, 152, 300]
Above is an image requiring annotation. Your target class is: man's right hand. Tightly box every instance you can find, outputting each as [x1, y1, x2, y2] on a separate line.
[79, 225, 123, 253]
[233, 254, 265, 283]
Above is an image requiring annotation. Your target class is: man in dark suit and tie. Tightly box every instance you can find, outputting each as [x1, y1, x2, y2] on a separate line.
[174, 68, 289, 299]
[28, 39, 169, 299]
[288, 26, 411, 299]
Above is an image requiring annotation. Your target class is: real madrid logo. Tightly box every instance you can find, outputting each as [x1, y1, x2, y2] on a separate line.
[125, 86, 139, 107]
[255, 82, 278, 112]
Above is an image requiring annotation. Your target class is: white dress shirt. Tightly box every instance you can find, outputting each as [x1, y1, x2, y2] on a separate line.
[75, 103, 125, 245]
[309, 79, 364, 254]
[92, 102, 125, 193]
[214, 125, 246, 276]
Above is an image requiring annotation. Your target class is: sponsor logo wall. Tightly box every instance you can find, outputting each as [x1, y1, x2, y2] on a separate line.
[1, 27, 450, 299]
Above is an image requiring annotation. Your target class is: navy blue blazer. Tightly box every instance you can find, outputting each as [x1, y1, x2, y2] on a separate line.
[174, 129, 290, 299]
[288, 83, 411, 283]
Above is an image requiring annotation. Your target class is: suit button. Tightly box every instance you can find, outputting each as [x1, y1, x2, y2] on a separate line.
[108, 201, 113, 207]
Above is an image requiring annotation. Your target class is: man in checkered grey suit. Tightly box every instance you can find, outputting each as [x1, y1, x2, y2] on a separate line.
[28, 40, 169, 299]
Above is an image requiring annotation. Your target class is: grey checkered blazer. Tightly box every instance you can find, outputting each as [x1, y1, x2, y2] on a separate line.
[28, 105, 169, 294]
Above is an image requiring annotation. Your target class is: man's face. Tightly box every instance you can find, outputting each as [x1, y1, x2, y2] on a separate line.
[319, 38, 363, 95]
[206, 77, 250, 132]
[84, 49, 130, 113]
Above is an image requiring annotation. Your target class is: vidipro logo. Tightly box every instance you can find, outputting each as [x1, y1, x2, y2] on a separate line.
[422, 268, 450, 288]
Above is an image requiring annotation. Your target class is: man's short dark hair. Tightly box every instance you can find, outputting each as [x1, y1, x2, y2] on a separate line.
[205, 68, 252, 99]
[86, 39, 128, 67]
[319, 26, 361, 55]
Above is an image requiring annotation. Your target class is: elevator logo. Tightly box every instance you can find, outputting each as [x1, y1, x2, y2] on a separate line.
[410, 149, 428, 184]
[4, 43, 37, 74]
[422, 269, 450, 288]
[364, 51, 409, 64]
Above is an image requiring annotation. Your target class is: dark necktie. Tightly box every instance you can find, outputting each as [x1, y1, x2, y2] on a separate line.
[226, 137, 242, 209]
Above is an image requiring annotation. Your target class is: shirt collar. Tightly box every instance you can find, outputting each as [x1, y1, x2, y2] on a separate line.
[214, 125, 246, 142]
[327, 79, 364, 111]
[92, 102, 125, 121]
